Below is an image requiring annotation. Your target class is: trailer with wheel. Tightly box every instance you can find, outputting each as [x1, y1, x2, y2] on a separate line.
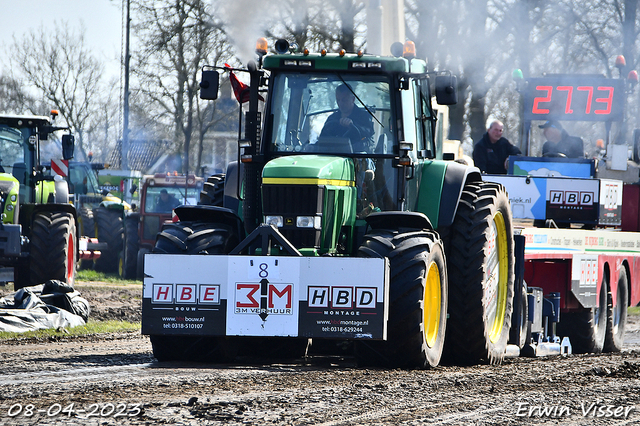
[489, 68, 640, 356]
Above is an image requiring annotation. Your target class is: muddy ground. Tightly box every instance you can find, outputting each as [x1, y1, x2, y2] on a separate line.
[1, 282, 640, 425]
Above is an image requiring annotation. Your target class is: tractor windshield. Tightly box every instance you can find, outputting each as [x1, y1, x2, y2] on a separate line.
[268, 73, 393, 155]
[0, 125, 28, 175]
[144, 186, 201, 214]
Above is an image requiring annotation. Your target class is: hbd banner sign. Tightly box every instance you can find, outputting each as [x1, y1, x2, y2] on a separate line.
[142, 254, 389, 339]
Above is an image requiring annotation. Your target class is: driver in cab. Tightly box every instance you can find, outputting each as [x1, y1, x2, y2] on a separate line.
[540, 120, 584, 158]
[319, 83, 374, 152]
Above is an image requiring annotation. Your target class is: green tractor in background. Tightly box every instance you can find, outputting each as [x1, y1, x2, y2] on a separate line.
[45, 160, 133, 273]
[142, 39, 516, 367]
[0, 113, 79, 289]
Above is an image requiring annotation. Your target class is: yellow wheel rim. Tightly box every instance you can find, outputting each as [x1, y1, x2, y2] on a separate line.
[424, 260, 441, 348]
[487, 211, 509, 343]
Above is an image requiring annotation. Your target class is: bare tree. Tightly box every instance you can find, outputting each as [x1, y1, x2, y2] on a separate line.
[9, 22, 104, 159]
[132, 0, 234, 175]
[0, 75, 38, 115]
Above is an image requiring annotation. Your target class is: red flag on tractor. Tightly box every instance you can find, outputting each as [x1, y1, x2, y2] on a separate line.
[224, 63, 263, 104]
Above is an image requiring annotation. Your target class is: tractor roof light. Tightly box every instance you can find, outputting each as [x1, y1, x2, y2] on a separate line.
[256, 37, 268, 56]
[616, 55, 626, 68]
[403, 41, 416, 59]
[321, 49, 327, 56]
[274, 39, 290, 54]
[241, 154, 253, 163]
[303, 48, 310, 56]
[339, 49, 346, 57]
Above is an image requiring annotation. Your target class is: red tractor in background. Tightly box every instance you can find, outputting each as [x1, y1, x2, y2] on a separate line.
[121, 173, 203, 279]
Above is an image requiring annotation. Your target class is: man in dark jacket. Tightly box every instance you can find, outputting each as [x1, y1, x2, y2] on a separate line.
[539, 121, 584, 158]
[319, 84, 374, 152]
[472, 120, 521, 174]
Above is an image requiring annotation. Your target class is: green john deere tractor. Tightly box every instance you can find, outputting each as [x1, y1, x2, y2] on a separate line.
[141, 39, 515, 368]
[0, 113, 78, 289]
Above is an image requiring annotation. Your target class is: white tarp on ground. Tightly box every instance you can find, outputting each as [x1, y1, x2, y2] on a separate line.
[0, 280, 90, 333]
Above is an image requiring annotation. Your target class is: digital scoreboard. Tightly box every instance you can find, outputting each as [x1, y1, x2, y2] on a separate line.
[523, 76, 625, 122]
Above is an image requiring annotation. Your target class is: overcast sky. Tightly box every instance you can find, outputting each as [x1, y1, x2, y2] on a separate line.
[0, 0, 123, 81]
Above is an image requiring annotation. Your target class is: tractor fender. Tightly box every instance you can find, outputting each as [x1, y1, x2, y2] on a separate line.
[415, 161, 481, 228]
[365, 211, 433, 231]
[99, 199, 128, 212]
[438, 161, 482, 227]
[224, 161, 243, 214]
[174, 205, 245, 241]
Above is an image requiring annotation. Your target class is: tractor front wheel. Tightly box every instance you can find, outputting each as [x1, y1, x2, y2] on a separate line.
[149, 221, 240, 363]
[357, 229, 447, 368]
[15, 211, 77, 289]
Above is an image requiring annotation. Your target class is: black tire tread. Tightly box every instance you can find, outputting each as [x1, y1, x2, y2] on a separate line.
[199, 174, 225, 206]
[28, 211, 77, 288]
[357, 229, 446, 368]
[441, 181, 515, 365]
[149, 220, 240, 362]
[604, 271, 629, 352]
[557, 276, 608, 354]
[121, 215, 140, 279]
[93, 206, 124, 273]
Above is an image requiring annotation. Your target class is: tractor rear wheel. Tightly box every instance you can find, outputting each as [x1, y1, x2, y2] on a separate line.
[93, 206, 124, 273]
[15, 211, 77, 289]
[149, 220, 240, 363]
[78, 207, 95, 237]
[557, 274, 608, 354]
[604, 271, 628, 352]
[357, 229, 447, 368]
[441, 181, 515, 365]
[120, 214, 140, 279]
[199, 174, 225, 206]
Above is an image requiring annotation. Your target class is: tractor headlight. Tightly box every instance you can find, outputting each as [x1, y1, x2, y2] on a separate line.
[10, 195, 16, 202]
[297, 216, 321, 229]
[265, 215, 283, 228]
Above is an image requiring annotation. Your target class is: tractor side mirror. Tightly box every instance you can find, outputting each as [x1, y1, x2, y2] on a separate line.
[200, 69, 220, 100]
[62, 134, 75, 160]
[435, 75, 458, 105]
[130, 184, 138, 194]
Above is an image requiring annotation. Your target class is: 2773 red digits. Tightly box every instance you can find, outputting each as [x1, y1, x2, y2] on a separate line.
[532, 85, 614, 115]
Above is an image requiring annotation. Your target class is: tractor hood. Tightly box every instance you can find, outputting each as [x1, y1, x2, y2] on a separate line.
[0, 173, 19, 224]
[262, 155, 355, 184]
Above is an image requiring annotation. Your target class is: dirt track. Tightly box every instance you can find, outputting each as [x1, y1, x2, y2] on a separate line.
[1, 282, 640, 425]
